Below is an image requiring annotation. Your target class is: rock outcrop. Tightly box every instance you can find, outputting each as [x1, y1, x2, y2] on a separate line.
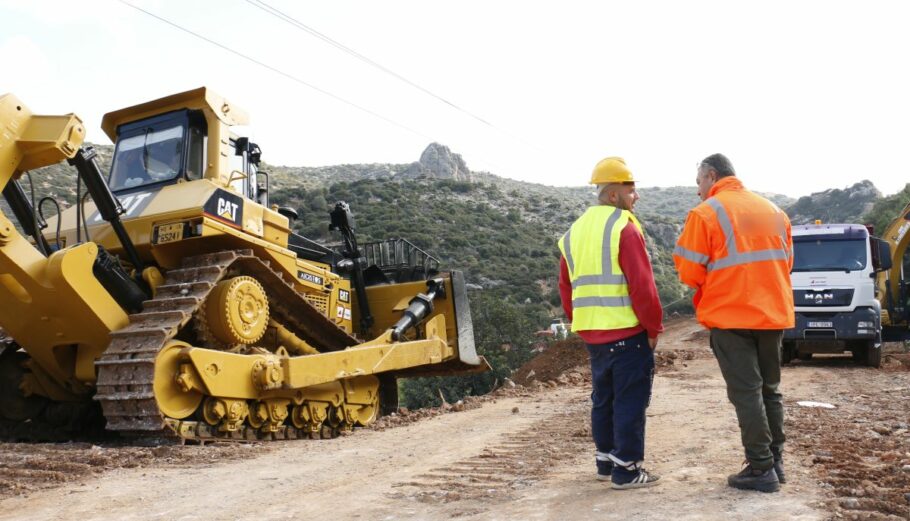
[403, 143, 472, 182]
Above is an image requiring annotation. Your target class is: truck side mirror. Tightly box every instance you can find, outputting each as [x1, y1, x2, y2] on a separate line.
[874, 238, 892, 272]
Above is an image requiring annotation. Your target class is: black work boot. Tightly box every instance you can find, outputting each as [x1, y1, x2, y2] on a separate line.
[771, 449, 785, 484]
[727, 463, 780, 493]
[772, 457, 785, 484]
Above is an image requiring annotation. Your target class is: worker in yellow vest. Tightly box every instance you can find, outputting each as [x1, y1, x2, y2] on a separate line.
[558, 157, 664, 489]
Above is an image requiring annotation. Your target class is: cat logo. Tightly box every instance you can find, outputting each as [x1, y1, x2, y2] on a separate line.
[338, 289, 350, 303]
[217, 198, 239, 222]
[90, 191, 155, 223]
[203, 189, 243, 228]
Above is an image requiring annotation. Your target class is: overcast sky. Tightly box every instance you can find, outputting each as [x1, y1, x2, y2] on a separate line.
[2, 0, 908, 196]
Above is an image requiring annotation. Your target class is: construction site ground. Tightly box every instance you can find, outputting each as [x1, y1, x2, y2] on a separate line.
[0, 317, 908, 521]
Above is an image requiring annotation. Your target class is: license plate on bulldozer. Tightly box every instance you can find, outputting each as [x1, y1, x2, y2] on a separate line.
[155, 223, 184, 244]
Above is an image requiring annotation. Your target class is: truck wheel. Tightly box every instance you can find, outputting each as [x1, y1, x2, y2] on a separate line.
[849, 340, 865, 363]
[865, 343, 882, 368]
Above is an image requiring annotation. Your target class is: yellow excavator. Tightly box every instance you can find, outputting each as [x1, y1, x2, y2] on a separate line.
[876, 199, 910, 342]
[0, 87, 486, 442]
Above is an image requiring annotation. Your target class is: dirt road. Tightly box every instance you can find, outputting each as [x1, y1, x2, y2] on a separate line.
[0, 319, 907, 520]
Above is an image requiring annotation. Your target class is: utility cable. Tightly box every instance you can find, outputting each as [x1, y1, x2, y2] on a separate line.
[118, 0, 434, 142]
[119, 1, 508, 174]
[246, 0, 492, 125]
[245, 0, 545, 154]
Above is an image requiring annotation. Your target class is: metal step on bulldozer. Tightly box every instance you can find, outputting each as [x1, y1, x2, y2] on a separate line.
[0, 87, 487, 442]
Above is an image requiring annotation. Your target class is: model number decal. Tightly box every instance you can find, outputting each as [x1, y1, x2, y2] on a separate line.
[298, 271, 324, 285]
[91, 191, 155, 223]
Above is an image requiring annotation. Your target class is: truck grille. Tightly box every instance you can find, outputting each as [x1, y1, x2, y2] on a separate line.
[793, 288, 854, 307]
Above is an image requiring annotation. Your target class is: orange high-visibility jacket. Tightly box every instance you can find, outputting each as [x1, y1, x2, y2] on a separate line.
[673, 177, 795, 330]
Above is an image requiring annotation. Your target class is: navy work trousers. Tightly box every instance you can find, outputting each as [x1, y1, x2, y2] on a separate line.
[586, 331, 655, 479]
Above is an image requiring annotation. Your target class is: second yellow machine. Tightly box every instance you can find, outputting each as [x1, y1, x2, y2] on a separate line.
[0, 88, 485, 442]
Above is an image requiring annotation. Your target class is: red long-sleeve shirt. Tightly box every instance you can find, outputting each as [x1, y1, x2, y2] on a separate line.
[559, 220, 664, 344]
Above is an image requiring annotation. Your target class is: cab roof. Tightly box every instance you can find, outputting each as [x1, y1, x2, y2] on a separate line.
[792, 223, 869, 238]
[100, 87, 249, 141]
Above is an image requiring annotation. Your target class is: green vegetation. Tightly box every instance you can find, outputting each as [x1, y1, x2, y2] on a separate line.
[863, 183, 910, 236]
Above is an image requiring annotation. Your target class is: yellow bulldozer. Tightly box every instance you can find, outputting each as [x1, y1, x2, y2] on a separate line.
[0, 87, 486, 442]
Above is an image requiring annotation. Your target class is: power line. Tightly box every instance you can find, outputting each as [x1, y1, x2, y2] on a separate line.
[246, 0, 491, 125]
[118, 0, 434, 142]
[245, 0, 545, 154]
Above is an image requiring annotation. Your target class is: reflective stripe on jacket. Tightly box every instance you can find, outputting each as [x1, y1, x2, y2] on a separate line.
[558, 206, 641, 332]
[673, 177, 794, 329]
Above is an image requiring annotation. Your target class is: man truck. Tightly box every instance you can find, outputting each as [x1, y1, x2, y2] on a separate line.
[783, 223, 892, 367]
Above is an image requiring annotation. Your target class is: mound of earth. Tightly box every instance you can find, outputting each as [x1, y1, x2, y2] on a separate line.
[511, 337, 588, 386]
[510, 336, 700, 388]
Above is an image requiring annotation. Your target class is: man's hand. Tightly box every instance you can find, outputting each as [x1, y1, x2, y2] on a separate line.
[648, 336, 659, 350]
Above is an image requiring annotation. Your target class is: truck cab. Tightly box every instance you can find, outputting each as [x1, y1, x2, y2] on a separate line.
[783, 223, 889, 367]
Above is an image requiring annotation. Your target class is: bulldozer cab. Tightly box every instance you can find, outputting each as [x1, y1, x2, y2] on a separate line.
[108, 110, 198, 192]
[107, 106, 266, 206]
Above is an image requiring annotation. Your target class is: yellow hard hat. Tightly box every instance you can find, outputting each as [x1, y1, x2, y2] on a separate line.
[590, 156, 635, 184]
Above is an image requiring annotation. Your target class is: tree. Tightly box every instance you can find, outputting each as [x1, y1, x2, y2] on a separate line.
[864, 184, 910, 236]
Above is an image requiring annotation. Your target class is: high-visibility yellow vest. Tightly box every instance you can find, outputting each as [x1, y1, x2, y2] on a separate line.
[558, 206, 642, 332]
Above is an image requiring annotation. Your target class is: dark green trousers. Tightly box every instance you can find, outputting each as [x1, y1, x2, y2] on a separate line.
[710, 329, 785, 470]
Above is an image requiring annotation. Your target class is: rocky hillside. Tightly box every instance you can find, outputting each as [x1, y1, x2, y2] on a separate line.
[785, 180, 881, 225]
[8, 142, 904, 318]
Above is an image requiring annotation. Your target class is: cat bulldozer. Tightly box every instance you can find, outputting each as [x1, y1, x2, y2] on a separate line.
[0, 87, 485, 442]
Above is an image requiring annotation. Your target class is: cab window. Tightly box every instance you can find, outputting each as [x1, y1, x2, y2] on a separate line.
[109, 125, 184, 191]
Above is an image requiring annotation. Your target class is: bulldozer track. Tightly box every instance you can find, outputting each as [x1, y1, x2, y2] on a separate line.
[94, 249, 360, 443]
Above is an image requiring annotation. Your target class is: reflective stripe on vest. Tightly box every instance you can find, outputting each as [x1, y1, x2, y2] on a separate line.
[564, 207, 628, 290]
[558, 207, 640, 331]
[697, 197, 789, 272]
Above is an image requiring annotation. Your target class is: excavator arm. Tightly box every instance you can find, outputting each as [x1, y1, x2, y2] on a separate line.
[875, 199, 910, 336]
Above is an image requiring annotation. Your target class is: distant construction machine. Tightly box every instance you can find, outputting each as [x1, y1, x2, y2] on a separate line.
[876, 200, 910, 343]
[0, 87, 486, 442]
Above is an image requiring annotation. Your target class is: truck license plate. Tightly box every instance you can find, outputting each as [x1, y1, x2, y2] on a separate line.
[156, 223, 184, 244]
[807, 321, 833, 328]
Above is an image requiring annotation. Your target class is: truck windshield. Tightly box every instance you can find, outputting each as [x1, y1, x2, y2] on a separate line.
[792, 238, 867, 272]
[108, 124, 184, 192]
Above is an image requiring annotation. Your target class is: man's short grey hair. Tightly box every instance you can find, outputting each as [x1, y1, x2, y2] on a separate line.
[699, 153, 736, 178]
[597, 183, 623, 197]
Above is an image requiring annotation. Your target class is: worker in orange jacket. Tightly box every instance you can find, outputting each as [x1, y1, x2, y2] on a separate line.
[673, 153, 794, 493]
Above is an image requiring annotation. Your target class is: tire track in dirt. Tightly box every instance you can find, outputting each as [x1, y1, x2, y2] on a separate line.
[389, 398, 590, 504]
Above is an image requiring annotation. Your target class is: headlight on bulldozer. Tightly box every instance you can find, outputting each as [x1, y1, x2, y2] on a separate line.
[153, 219, 203, 244]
